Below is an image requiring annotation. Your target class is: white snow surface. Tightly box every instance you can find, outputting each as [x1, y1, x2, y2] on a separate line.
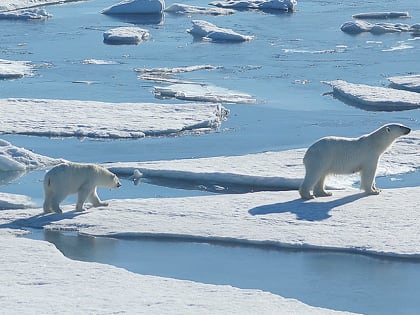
[165, 3, 234, 15]
[209, 0, 296, 11]
[0, 138, 62, 171]
[0, 192, 34, 209]
[388, 74, 420, 93]
[101, 0, 165, 15]
[323, 80, 420, 111]
[0, 98, 228, 139]
[154, 83, 257, 104]
[0, 0, 77, 12]
[107, 129, 419, 191]
[103, 27, 150, 45]
[352, 12, 410, 19]
[0, 7, 51, 19]
[341, 20, 413, 34]
[0, 231, 354, 315]
[188, 20, 254, 42]
[0, 59, 33, 79]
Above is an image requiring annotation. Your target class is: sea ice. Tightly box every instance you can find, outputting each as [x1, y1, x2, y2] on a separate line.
[188, 20, 254, 42]
[81, 59, 119, 65]
[136, 65, 221, 83]
[352, 12, 410, 19]
[0, 98, 228, 139]
[0, 0, 72, 12]
[103, 27, 150, 45]
[0, 59, 33, 80]
[0, 231, 354, 314]
[341, 20, 411, 34]
[323, 80, 420, 111]
[388, 74, 420, 92]
[6, 187, 420, 259]
[107, 131, 419, 191]
[0, 138, 62, 171]
[101, 0, 165, 15]
[0, 8, 51, 19]
[0, 192, 34, 209]
[209, 0, 296, 12]
[154, 83, 257, 104]
[165, 3, 234, 15]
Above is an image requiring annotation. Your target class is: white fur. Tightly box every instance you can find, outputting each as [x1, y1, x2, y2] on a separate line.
[43, 162, 121, 213]
[299, 123, 411, 200]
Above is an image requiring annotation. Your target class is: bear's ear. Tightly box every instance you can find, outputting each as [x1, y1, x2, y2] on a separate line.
[386, 126, 391, 133]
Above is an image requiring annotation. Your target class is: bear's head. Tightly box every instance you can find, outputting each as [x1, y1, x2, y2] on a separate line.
[103, 170, 122, 189]
[383, 123, 411, 140]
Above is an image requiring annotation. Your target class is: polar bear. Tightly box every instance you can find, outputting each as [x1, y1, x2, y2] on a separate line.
[43, 162, 121, 213]
[299, 123, 411, 200]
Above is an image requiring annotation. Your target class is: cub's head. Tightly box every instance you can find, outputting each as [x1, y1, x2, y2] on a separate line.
[103, 170, 122, 189]
[383, 123, 411, 139]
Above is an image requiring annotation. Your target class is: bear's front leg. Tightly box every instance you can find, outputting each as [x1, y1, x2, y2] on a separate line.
[360, 163, 380, 195]
[88, 188, 109, 208]
[76, 187, 91, 211]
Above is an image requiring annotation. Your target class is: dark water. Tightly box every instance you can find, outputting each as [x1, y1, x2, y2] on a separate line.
[27, 229, 420, 315]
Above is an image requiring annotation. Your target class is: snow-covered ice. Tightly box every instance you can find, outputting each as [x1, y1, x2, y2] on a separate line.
[0, 98, 228, 138]
[209, 0, 296, 12]
[101, 0, 165, 15]
[0, 0, 74, 12]
[154, 83, 257, 104]
[0, 138, 62, 171]
[81, 59, 119, 65]
[0, 7, 51, 19]
[352, 12, 410, 19]
[323, 80, 420, 111]
[341, 20, 412, 34]
[165, 3, 234, 15]
[388, 74, 420, 93]
[107, 129, 419, 191]
[188, 20, 254, 42]
[136, 65, 221, 84]
[0, 59, 33, 80]
[0, 230, 354, 315]
[103, 27, 150, 45]
[0, 192, 34, 209]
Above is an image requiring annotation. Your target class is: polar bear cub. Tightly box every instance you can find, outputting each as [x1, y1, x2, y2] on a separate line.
[43, 162, 121, 213]
[299, 123, 411, 200]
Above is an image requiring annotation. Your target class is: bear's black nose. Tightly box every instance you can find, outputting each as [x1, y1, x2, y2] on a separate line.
[117, 182, 122, 188]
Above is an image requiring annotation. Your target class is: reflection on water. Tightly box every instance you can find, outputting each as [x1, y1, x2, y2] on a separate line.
[27, 229, 420, 315]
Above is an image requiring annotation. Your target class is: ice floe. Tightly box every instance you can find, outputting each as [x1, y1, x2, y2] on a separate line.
[0, 192, 34, 209]
[165, 3, 234, 15]
[0, 232, 353, 315]
[0, 0, 71, 12]
[154, 83, 257, 104]
[0, 98, 228, 139]
[103, 26, 150, 45]
[209, 0, 296, 12]
[341, 20, 412, 34]
[4, 187, 420, 259]
[107, 130, 419, 192]
[136, 65, 221, 84]
[101, 0, 165, 15]
[0, 59, 33, 80]
[188, 20, 254, 42]
[388, 74, 420, 93]
[323, 80, 420, 111]
[81, 59, 119, 65]
[0, 139, 62, 171]
[352, 12, 410, 19]
[0, 8, 51, 19]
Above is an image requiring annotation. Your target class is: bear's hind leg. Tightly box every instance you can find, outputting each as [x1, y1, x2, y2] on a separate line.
[313, 175, 332, 197]
[88, 188, 108, 208]
[299, 168, 323, 200]
[50, 195, 64, 214]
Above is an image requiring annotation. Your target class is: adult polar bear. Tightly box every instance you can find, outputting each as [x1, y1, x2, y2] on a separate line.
[299, 123, 411, 200]
[43, 162, 121, 213]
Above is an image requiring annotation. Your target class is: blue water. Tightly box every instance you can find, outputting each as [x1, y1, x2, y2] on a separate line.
[2, 0, 420, 314]
[27, 229, 420, 315]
